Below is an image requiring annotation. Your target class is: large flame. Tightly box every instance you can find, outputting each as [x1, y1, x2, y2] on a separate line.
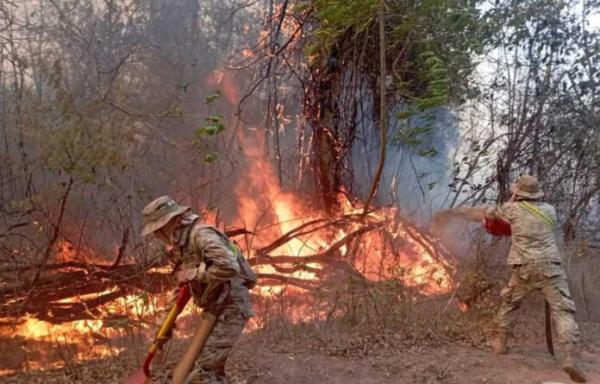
[0, 242, 200, 376]
[231, 131, 453, 297]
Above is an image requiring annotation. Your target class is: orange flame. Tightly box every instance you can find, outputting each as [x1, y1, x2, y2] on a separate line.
[205, 69, 239, 105]
[230, 131, 453, 296]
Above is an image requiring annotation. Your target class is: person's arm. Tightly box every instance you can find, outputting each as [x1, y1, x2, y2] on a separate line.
[189, 227, 240, 284]
[484, 202, 512, 221]
[479, 202, 513, 236]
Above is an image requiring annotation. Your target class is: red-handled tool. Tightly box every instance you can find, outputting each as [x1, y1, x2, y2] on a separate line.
[483, 217, 512, 236]
[123, 284, 191, 384]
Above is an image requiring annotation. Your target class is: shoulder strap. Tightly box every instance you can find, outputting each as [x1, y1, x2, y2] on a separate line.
[519, 201, 556, 229]
[172, 218, 200, 264]
[176, 217, 200, 249]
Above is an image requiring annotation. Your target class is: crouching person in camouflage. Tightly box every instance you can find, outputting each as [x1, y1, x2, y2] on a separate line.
[484, 175, 586, 383]
[141, 196, 257, 384]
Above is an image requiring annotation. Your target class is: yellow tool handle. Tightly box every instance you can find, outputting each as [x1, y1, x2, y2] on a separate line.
[149, 303, 180, 352]
[171, 311, 217, 384]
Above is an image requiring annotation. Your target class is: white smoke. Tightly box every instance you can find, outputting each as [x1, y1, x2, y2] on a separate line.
[352, 105, 460, 222]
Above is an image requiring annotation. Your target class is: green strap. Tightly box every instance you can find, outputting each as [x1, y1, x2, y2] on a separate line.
[519, 201, 555, 229]
[227, 243, 239, 257]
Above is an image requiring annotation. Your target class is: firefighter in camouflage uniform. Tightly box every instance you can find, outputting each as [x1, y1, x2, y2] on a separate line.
[141, 196, 257, 384]
[484, 175, 587, 383]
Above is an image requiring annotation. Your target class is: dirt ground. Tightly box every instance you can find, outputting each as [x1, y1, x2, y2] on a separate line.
[225, 320, 600, 384]
[3, 318, 599, 384]
[231, 337, 600, 384]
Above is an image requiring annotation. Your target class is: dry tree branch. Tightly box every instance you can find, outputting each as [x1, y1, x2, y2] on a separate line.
[362, 1, 387, 215]
[107, 228, 130, 269]
[255, 274, 317, 291]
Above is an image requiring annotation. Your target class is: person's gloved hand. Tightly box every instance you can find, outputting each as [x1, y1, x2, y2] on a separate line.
[175, 262, 206, 283]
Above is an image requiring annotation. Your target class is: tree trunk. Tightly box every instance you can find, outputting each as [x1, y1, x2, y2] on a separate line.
[310, 48, 343, 213]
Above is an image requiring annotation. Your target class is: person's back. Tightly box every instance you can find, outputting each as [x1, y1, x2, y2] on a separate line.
[486, 200, 561, 265]
[184, 223, 256, 319]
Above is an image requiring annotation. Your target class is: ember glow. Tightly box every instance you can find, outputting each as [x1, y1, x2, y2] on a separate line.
[0, 280, 199, 376]
[0, 314, 121, 375]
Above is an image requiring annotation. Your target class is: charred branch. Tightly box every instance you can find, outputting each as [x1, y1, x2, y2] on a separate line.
[256, 273, 317, 291]
[109, 228, 130, 269]
[29, 177, 73, 288]
[0, 211, 454, 326]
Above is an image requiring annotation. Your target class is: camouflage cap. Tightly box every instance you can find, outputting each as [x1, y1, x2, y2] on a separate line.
[140, 196, 189, 236]
[510, 175, 544, 199]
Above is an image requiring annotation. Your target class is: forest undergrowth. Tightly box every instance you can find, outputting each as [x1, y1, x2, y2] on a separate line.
[4, 246, 600, 384]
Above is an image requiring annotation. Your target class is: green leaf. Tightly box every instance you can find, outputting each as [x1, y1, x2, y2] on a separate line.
[419, 148, 439, 158]
[206, 114, 223, 123]
[204, 153, 218, 163]
[397, 110, 415, 120]
[205, 91, 221, 104]
[196, 123, 225, 136]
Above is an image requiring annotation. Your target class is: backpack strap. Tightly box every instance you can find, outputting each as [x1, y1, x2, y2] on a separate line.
[178, 220, 198, 248]
[171, 216, 200, 265]
[519, 201, 556, 229]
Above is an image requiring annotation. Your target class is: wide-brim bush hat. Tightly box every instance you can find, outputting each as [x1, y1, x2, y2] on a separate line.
[141, 196, 189, 236]
[510, 175, 544, 199]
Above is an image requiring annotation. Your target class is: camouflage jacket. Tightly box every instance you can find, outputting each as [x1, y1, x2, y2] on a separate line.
[484, 201, 561, 265]
[172, 217, 255, 318]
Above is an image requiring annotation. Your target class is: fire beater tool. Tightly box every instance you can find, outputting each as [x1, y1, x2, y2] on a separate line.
[171, 283, 228, 383]
[123, 283, 191, 384]
[171, 311, 218, 383]
[545, 300, 554, 356]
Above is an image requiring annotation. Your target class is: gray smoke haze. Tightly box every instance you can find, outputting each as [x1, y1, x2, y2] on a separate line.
[352, 106, 460, 222]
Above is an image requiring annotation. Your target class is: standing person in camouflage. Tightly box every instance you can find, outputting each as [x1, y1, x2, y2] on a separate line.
[141, 196, 257, 384]
[484, 175, 586, 383]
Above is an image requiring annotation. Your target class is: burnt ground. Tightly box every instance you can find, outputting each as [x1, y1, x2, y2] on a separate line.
[2, 309, 600, 384]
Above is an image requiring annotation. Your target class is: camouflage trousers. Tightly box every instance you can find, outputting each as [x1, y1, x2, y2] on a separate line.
[183, 305, 248, 384]
[497, 262, 580, 346]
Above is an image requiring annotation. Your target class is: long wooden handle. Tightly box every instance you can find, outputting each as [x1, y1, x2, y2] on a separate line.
[172, 311, 218, 384]
[545, 300, 554, 356]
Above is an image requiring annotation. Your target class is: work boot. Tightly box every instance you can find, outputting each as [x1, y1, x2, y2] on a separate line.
[491, 330, 508, 355]
[563, 343, 587, 383]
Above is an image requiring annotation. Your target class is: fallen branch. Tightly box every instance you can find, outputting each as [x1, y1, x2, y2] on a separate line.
[0, 208, 455, 327]
[256, 273, 318, 291]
